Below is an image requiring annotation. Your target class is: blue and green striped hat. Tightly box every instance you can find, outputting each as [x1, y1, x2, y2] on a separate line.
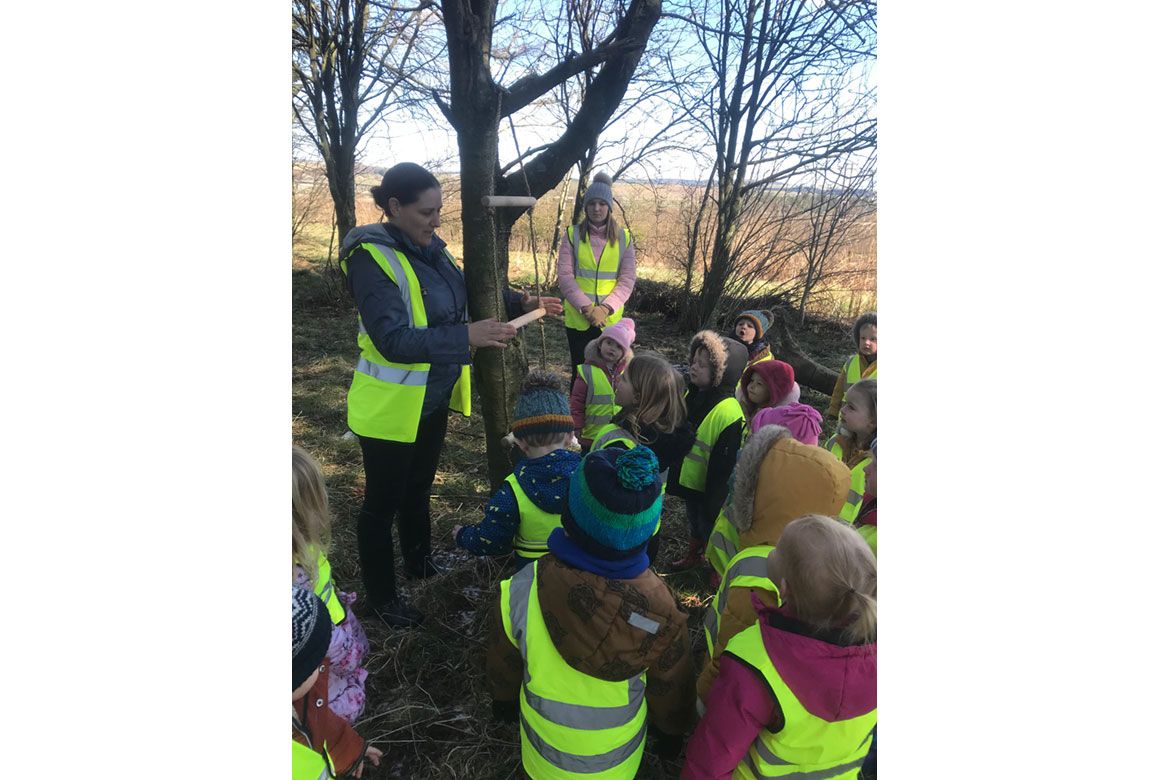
[562, 445, 663, 559]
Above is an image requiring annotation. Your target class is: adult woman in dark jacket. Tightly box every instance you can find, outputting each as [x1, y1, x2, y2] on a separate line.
[341, 162, 561, 627]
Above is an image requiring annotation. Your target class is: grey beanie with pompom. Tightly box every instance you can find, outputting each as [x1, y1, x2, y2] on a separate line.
[582, 172, 614, 211]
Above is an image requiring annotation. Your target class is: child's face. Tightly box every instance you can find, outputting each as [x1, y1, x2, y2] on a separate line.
[840, 389, 876, 438]
[745, 373, 771, 406]
[858, 323, 877, 358]
[615, 370, 636, 407]
[598, 336, 624, 366]
[690, 347, 715, 388]
[863, 456, 877, 495]
[735, 319, 758, 343]
[586, 198, 610, 225]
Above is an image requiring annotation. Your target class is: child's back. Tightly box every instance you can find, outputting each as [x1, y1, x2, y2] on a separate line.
[489, 447, 696, 777]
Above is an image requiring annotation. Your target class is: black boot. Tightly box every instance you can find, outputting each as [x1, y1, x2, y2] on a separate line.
[362, 596, 424, 629]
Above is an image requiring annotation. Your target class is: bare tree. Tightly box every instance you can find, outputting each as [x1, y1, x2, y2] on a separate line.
[435, 0, 662, 484]
[668, 0, 877, 329]
[292, 0, 438, 257]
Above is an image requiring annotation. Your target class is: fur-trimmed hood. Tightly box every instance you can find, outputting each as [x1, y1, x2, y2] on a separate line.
[726, 427, 852, 548]
[584, 335, 633, 371]
[688, 330, 748, 392]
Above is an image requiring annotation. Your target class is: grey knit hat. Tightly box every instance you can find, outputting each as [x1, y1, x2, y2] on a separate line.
[582, 172, 614, 210]
[292, 587, 332, 690]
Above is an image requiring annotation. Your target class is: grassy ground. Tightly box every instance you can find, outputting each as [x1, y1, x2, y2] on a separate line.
[292, 259, 855, 779]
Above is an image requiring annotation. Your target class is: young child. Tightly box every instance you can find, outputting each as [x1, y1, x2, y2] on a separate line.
[824, 378, 877, 524]
[454, 370, 581, 566]
[293, 444, 370, 725]
[665, 330, 749, 571]
[699, 427, 852, 701]
[731, 309, 775, 369]
[570, 317, 635, 450]
[681, 514, 877, 780]
[590, 351, 697, 566]
[738, 358, 800, 428]
[487, 446, 697, 777]
[750, 401, 824, 445]
[856, 438, 877, 557]
[292, 587, 383, 779]
[827, 311, 877, 420]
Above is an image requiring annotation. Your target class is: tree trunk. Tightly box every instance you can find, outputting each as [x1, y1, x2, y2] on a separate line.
[325, 151, 357, 260]
[770, 313, 838, 395]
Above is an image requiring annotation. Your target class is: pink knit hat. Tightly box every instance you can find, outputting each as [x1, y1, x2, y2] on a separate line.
[751, 402, 823, 446]
[600, 318, 636, 351]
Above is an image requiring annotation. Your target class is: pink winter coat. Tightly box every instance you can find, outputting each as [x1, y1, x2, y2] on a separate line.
[556, 220, 637, 313]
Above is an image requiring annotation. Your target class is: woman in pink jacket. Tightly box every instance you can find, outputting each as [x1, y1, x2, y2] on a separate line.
[557, 172, 637, 379]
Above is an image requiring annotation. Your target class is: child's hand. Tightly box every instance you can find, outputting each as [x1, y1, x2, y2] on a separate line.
[451, 524, 463, 544]
[353, 745, 383, 777]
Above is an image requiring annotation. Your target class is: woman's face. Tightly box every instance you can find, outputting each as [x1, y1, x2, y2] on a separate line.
[388, 186, 442, 247]
[586, 198, 610, 225]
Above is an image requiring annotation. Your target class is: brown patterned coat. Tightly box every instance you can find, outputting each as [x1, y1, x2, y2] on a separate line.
[486, 554, 696, 736]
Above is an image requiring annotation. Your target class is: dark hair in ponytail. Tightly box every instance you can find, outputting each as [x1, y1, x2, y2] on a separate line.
[370, 162, 441, 214]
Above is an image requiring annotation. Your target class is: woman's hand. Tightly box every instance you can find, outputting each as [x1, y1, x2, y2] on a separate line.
[468, 318, 517, 348]
[520, 291, 564, 316]
[586, 304, 609, 329]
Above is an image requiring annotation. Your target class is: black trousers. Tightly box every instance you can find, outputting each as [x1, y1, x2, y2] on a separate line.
[356, 406, 449, 606]
[565, 325, 603, 381]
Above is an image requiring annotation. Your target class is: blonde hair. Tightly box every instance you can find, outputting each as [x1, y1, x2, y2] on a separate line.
[838, 378, 877, 466]
[292, 444, 333, 585]
[621, 352, 686, 441]
[768, 514, 877, 644]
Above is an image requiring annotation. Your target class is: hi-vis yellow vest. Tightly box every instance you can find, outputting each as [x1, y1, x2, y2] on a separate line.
[563, 225, 630, 331]
[341, 242, 472, 443]
[679, 396, 745, 492]
[838, 355, 877, 420]
[501, 560, 648, 778]
[703, 545, 778, 659]
[705, 507, 742, 580]
[310, 552, 345, 625]
[577, 363, 619, 441]
[292, 727, 336, 780]
[824, 436, 871, 524]
[724, 623, 875, 779]
[506, 474, 563, 560]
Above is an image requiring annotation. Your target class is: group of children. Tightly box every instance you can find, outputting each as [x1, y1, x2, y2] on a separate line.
[292, 309, 879, 779]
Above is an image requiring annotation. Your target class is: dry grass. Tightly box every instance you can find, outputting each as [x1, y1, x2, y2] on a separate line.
[292, 255, 856, 778]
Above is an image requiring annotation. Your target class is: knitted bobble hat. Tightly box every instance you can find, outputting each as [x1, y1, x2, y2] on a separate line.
[600, 317, 636, 352]
[735, 309, 773, 340]
[562, 445, 663, 559]
[582, 172, 614, 211]
[292, 587, 332, 691]
[511, 369, 574, 441]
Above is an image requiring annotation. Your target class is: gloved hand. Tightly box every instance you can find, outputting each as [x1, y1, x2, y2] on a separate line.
[648, 724, 684, 760]
[586, 304, 609, 329]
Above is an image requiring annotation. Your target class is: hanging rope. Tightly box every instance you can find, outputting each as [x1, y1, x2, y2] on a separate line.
[508, 115, 549, 369]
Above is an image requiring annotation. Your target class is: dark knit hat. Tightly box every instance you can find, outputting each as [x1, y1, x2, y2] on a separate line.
[292, 587, 332, 691]
[735, 309, 773, 339]
[562, 445, 663, 559]
[582, 172, 614, 211]
[511, 369, 574, 440]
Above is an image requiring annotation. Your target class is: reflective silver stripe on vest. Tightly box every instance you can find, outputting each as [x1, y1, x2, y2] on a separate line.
[586, 414, 613, 426]
[693, 439, 713, 454]
[595, 428, 634, 449]
[379, 247, 417, 322]
[508, 562, 648, 739]
[708, 529, 737, 562]
[357, 318, 368, 335]
[590, 269, 619, 280]
[745, 751, 864, 780]
[355, 357, 429, 387]
[703, 602, 718, 639]
[684, 451, 707, 466]
[317, 579, 335, 606]
[845, 489, 862, 506]
[717, 555, 770, 614]
[590, 393, 614, 404]
[522, 717, 646, 774]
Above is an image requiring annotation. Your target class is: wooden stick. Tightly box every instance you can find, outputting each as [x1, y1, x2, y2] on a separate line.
[481, 195, 538, 208]
[508, 307, 546, 329]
